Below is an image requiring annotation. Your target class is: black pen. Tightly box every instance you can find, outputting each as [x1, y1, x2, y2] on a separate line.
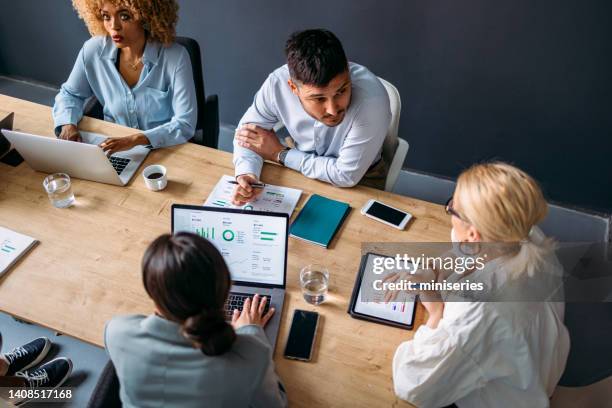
[227, 180, 266, 189]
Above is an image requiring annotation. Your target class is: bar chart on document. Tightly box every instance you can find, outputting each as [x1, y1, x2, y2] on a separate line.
[174, 209, 286, 285]
[204, 175, 302, 216]
[0, 226, 38, 275]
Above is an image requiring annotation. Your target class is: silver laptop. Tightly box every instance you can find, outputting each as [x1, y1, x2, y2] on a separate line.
[1, 129, 149, 186]
[172, 204, 288, 349]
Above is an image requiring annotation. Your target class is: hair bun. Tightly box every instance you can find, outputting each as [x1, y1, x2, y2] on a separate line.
[182, 310, 236, 356]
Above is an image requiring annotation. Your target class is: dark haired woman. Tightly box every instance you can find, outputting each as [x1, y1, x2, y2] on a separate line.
[104, 232, 287, 407]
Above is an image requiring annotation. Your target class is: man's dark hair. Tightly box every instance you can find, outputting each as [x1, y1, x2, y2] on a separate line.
[285, 29, 348, 87]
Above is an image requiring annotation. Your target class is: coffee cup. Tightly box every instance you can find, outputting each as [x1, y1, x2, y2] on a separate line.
[143, 164, 168, 191]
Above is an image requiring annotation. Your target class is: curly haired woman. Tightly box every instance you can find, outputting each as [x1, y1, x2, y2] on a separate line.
[52, 0, 197, 154]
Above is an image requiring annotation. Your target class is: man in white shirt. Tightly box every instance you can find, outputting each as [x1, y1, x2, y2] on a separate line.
[232, 29, 391, 205]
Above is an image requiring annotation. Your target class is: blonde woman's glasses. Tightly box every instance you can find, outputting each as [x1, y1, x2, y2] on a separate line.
[445, 197, 466, 222]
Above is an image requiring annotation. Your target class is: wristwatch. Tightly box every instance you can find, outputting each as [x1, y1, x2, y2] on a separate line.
[277, 147, 291, 166]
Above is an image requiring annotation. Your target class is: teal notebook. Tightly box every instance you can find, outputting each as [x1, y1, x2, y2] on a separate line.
[289, 194, 351, 248]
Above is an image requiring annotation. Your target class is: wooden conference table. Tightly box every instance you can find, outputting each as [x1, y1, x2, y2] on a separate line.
[0, 94, 451, 407]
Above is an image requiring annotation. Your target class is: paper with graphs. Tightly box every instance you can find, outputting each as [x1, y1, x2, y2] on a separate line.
[204, 175, 302, 216]
[0, 226, 38, 276]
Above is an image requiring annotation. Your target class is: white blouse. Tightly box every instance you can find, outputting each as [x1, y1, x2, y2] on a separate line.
[392, 241, 570, 407]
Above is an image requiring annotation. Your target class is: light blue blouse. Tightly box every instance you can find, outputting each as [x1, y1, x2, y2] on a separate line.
[52, 36, 197, 148]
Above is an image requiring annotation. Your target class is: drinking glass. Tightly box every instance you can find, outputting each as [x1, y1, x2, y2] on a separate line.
[300, 264, 329, 305]
[42, 173, 75, 208]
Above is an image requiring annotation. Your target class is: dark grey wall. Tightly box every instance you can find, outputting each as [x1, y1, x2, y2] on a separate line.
[0, 0, 610, 212]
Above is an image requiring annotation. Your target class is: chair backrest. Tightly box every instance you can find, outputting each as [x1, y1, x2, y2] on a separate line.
[378, 77, 402, 167]
[87, 360, 121, 408]
[560, 302, 612, 387]
[0, 112, 14, 157]
[175, 38, 205, 133]
[392, 169, 457, 205]
[538, 203, 611, 242]
[171, 37, 220, 148]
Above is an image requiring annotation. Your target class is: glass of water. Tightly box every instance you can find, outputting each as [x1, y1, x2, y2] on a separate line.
[43, 173, 75, 208]
[300, 264, 329, 305]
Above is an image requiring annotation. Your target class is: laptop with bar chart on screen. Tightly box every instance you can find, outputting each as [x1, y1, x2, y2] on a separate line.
[171, 204, 288, 348]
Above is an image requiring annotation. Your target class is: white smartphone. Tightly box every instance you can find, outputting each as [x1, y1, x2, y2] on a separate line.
[360, 199, 413, 230]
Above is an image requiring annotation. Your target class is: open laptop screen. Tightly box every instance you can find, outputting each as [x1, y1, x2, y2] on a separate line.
[172, 205, 288, 287]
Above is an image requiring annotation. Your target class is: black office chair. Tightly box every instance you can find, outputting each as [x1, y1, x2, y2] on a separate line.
[559, 302, 612, 387]
[87, 360, 121, 408]
[0, 112, 24, 166]
[176, 36, 219, 148]
[0, 115, 11, 158]
[83, 36, 219, 148]
[539, 204, 612, 388]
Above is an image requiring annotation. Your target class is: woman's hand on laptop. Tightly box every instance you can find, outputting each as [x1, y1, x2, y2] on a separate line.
[99, 133, 149, 156]
[231, 294, 275, 329]
[59, 124, 82, 142]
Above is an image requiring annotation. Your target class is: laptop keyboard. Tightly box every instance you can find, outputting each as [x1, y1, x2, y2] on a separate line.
[108, 156, 131, 175]
[224, 292, 271, 321]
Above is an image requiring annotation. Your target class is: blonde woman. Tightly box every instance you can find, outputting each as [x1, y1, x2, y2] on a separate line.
[52, 0, 196, 155]
[392, 162, 570, 407]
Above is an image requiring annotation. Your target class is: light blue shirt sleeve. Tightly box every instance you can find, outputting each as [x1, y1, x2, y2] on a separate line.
[52, 46, 94, 131]
[283, 98, 390, 187]
[233, 74, 280, 179]
[142, 48, 197, 148]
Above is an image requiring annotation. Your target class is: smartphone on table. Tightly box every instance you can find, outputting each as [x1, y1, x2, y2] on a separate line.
[283, 309, 319, 362]
[360, 199, 413, 230]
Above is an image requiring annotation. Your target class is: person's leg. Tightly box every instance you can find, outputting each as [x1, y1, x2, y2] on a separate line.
[0, 376, 26, 387]
[0, 374, 27, 403]
[0, 355, 8, 376]
[4, 358, 73, 405]
[1, 337, 51, 376]
[0, 338, 52, 403]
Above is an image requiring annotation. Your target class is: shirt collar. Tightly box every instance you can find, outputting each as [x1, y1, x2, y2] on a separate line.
[100, 36, 119, 60]
[140, 314, 191, 344]
[142, 40, 161, 66]
[100, 35, 161, 67]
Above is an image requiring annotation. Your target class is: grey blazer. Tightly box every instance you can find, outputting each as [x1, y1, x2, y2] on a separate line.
[105, 315, 287, 408]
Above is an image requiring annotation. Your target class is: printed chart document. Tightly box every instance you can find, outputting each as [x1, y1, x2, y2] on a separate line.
[0, 226, 38, 276]
[204, 175, 302, 216]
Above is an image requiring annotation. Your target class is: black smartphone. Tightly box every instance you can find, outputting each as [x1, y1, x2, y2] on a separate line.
[283, 309, 319, 361]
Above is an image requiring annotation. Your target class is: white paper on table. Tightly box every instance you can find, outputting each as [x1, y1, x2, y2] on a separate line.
[0, 226, 38, 276]
[204, 175, 302, 216]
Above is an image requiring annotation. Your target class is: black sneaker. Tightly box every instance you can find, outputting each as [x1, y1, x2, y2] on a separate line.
[13, 358, 73, 406]
[19, 357, 73, 388]
[3, 337, 51, 376]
